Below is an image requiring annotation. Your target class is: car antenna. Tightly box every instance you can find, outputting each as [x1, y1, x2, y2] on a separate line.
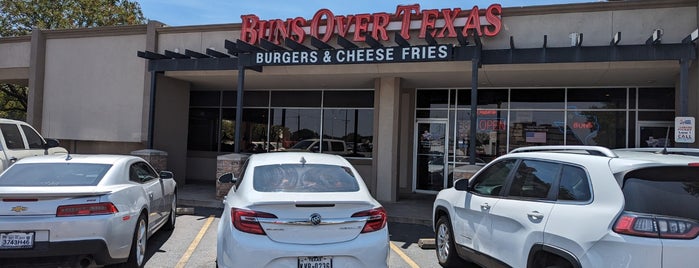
[657, 126, 670, 155]
[299, 156, 306, 166]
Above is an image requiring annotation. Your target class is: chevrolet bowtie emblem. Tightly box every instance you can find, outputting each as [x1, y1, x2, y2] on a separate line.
[11, 206, 27, 213]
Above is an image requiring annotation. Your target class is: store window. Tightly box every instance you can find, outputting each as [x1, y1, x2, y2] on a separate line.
[188, 90, 374, 158]
[564, 111, 626, 148]
[509, 111, 566, 150]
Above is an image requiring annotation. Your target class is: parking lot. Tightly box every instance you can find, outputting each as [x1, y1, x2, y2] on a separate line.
[128, 206, 477, 268]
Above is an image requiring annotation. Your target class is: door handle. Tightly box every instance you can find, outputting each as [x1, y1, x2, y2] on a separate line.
[9, 157, 17, 163]
[148, 192, 154, 199]
[480, 203, 491, 210]
[528, 211, 544, 220]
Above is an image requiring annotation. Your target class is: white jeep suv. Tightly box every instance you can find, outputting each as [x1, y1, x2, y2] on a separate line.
[433, 145, 699, 268]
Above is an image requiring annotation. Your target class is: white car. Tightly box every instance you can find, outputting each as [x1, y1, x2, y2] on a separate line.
[0, 118, 68, 172]
[217, 152, 389, 268]
[0, 154, 177, 267]
[433, 145, 699, 268]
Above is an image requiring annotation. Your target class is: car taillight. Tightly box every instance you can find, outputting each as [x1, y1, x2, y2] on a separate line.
[56, 202, 118, 217]
[231, 208, 277, 235]
[352, 207, 387, 233]
[613, 212, 699, 239]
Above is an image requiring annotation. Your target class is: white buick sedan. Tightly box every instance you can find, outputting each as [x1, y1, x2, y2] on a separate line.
[0, 154, 177, 268]
[216, 152, 389, 268]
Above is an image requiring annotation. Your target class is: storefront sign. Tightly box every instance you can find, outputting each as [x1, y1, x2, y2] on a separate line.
[675, 116, 695, 143]
[251, 44, 452, 66]
[240, 4, 502, 45]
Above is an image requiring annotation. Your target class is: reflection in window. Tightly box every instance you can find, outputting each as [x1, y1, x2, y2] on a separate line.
[558, 165, 591, 201]
[270, 109, 321, 151]
[187, 108, 220, 151]
[567, 88, 626, 109]
[187, 90, 374, 158]
[565, 111, 626, 148]
[508, 160, 559, 199]
[323, 109, 374, 157]
[472, 159, 517, 196]
[510, 89, 564, 109]
[509, 111, 565, 151]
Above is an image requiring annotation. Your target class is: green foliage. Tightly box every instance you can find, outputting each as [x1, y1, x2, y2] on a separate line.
[0, 0, 146, 118]
[0, 0, 146, 36]
[0, 84, 27, 120]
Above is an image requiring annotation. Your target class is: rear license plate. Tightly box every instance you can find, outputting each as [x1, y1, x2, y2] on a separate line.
[298, 256, 332, 268]
[0, 232, 34, 249]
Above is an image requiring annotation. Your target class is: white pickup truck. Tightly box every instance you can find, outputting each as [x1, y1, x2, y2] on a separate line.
[0, 118, 67, 172]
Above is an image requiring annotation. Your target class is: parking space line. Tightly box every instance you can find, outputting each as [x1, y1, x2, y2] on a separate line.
[175, 215, 215, 268]
[390, 241, 420, 268]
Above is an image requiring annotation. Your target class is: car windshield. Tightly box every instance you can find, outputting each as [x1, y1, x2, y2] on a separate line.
[0, 163, 112, 186]
[253, 164, 360, 192]
[622, 166, 699, 221]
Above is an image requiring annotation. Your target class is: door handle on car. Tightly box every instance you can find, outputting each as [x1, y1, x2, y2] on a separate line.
[480, 203, 491, 210]
[528, 211, 544, 220]
[148, 192, 154, 199]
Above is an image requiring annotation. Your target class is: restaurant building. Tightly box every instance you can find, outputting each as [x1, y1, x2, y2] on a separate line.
[0, 0, 697, 201]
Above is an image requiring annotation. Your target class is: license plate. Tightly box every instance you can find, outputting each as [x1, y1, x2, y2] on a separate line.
[298, 256, 332, 268]
[0, 232, 34, 249]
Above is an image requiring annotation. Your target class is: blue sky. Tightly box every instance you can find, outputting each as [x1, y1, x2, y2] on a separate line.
[138, 0, 592, 26]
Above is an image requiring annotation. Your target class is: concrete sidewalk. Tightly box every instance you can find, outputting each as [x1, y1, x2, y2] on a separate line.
[177, 183, 434, 227]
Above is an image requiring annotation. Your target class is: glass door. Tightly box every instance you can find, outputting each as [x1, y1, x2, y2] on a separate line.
[414, 120, 448, 193]
[637, 121, 674, 148]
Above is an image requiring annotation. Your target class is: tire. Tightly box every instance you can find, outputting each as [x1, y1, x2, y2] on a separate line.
[118, 214, 147, 268]
[435, 216, 467, 267]
[163, 193, 177, 231]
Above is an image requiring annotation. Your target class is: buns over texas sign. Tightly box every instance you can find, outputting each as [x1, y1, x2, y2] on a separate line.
[239, 4, 503, 66]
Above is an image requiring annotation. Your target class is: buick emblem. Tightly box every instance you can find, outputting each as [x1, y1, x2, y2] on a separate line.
[309, 213, 322, 226]
[11, 206, 27, 213]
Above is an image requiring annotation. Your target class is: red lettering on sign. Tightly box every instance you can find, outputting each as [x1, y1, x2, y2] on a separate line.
[353, 14, 372, 42]
[573, 122, 594, 129]
[372, 13, 391, 41]
[240, 4, 503, 45]
[335, 15, 354, 38]
[240, 14, 259, 44]
[311, 9, 335, 43]
[484, 4, 502, 37]
[479, 119, 507, 131]
[290, 17, 307, 43]
[437, 8, 461, 38]
[462, 6, 483, 37]
[396, 4, 421, 40]
[419, 9, 439, 38]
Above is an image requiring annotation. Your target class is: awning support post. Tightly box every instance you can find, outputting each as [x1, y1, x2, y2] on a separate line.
[147, 71, 161, 149]
[469, 44, 481, 165]
[234, 66, 246, 153]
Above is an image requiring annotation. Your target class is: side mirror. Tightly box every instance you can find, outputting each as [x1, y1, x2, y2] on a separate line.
[218, 172, 237, 184]
[159, 171, 174, 179]
[44, 138, 60, 148]
[454, 178, 471, 191]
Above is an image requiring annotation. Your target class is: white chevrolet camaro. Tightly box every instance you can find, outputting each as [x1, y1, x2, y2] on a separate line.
[0, 154, 177, 267]
[216, 152, 389, 268]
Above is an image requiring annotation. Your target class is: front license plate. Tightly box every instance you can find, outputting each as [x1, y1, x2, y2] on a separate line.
[298, 256, 332, 268]
[0, 232, 34, 249]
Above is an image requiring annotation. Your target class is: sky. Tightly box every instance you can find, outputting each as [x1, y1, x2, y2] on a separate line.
[137, 0, 594, 26]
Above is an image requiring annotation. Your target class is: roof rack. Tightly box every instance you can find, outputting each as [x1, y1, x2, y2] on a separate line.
[509, 146, 618, 158]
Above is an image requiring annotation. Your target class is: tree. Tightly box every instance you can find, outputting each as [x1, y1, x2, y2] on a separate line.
[0, 0, 146, 119]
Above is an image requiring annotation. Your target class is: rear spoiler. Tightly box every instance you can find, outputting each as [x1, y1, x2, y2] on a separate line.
[0, 189, 111, 199]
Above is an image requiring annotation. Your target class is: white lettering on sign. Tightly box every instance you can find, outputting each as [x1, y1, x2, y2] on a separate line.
[252, 45, 450, 66]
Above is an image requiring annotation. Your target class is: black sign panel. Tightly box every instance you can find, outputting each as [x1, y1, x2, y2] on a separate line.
[248, 44, 453, 66]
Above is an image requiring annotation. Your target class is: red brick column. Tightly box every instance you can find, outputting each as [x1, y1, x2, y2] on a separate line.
[131, 149, 168, 173]
[216, 153, 249, 199]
